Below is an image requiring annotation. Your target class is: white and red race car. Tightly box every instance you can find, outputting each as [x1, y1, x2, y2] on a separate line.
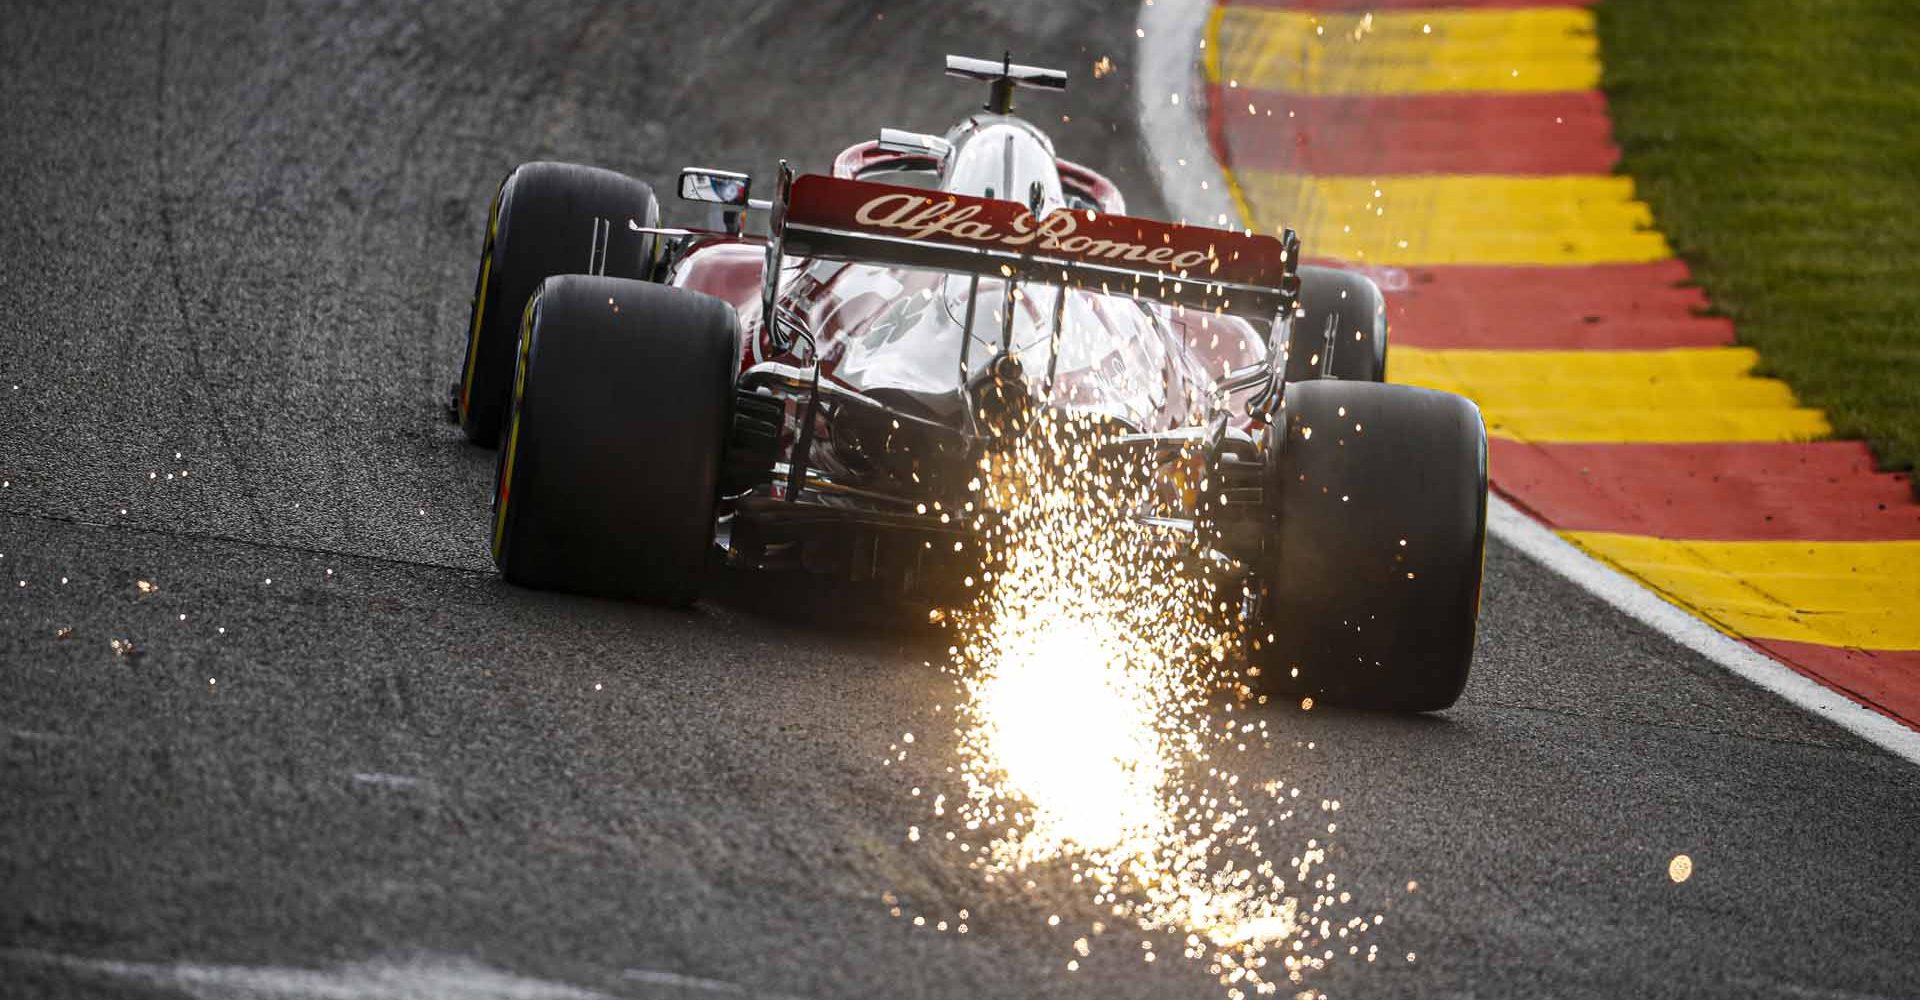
[449, 55, 1487, 711]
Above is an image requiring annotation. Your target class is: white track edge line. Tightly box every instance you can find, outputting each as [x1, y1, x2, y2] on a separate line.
[1132, 0, 1920, 767]
[1137, 0, 1239, 229]
[1487, 497, 1920, 765]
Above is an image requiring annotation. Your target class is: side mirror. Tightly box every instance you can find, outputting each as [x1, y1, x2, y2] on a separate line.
[876, 128, 954, 163]
[679, 168, 751, 206]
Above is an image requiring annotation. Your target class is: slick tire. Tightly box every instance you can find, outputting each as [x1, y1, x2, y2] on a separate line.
[491, 275, 741, 606]
[1284, 266, 1388, 384]
[457, 162, 660, 446]
[1251, 380, 1487, 712]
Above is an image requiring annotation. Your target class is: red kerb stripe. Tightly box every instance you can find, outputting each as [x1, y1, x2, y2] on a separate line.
[1215, 91, 1618, 176]
[1355, 261, 1735, 351]
[1747, 640, 1920, 729]
[1490, 440, 1920, 541]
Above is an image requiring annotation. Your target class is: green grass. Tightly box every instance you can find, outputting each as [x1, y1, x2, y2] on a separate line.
[1595, 0, 1920, 483]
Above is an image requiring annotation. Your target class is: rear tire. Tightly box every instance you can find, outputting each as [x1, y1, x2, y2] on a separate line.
[1284, 266, 1388, 384]
[1250, 380, 1487, 711]
[491, 275, 741, 606]
[458, 162, 660, 446]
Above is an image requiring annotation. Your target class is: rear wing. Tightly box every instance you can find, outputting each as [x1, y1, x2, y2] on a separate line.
[771, 171, 1299, 321]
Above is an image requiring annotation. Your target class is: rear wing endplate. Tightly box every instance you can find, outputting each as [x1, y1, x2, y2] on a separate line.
[773, 173, 1298, 321]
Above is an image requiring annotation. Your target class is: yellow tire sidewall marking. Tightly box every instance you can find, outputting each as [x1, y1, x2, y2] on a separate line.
[491, 292, 539, 564]
[460, 178, 507, 416]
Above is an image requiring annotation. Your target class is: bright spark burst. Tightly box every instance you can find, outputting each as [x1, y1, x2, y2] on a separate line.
[904, 409, 1373, 996]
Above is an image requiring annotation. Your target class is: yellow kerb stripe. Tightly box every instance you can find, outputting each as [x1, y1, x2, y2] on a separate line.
[1392, 346, 1833, 443]
[1211, 6, 1599, 95]
[1235, 170, 1671, 266]
[1565, 533, 1920, 650]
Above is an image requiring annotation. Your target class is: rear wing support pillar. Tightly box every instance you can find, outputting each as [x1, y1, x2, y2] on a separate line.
[760, 160, 796, 353]
[1219, 227, 1302, 422]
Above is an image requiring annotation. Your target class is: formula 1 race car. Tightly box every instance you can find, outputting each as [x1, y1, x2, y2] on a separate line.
[449, 55, 1488, 711]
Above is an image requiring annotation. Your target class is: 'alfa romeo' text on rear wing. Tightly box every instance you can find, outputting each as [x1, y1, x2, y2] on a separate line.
[771, 172, 1299, 321]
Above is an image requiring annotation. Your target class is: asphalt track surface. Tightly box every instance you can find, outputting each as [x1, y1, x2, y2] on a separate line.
[2, 3, 1917, 998]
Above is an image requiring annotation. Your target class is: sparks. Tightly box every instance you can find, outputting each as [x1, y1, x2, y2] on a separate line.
[909, 409, 1369, 994]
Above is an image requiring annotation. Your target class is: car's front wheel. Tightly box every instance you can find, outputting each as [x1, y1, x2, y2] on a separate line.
[491, 274, 741, 606]
[457, 162, 660, 446]
[1284, 265, 1389, 384]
